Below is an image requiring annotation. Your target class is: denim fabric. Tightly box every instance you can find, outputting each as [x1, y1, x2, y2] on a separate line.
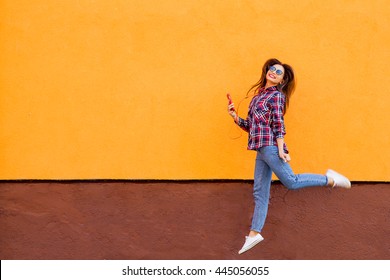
[251, 146, 328, 232]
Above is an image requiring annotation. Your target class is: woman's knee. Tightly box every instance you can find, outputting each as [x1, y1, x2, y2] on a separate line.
[280, 176, 298, 190]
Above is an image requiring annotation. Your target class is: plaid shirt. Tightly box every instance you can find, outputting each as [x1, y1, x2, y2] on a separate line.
[237, 86, 288, 153]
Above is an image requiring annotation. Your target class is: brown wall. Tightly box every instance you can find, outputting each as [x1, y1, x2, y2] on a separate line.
[0, 181, 389, 259]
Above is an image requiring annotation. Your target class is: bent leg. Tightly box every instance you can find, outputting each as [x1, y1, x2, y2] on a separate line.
[261, 146, 328, 190]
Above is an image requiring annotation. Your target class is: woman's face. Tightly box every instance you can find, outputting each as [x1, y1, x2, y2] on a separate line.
[266, 64, 285, 85]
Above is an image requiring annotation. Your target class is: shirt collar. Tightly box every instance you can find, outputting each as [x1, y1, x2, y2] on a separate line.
[265, 86, 277, 91]
[259, 86, 277, 94]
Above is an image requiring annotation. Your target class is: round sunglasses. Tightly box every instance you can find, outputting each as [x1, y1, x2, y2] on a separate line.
[269, 66, 283, 76]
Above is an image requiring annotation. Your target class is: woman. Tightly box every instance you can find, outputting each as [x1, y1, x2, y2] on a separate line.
[227, 58, 351, 255]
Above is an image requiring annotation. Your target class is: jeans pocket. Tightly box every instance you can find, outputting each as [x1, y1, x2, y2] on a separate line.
[259, 145, 278, 156]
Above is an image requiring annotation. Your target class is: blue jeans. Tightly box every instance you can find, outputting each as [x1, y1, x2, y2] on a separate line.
[251, 146, 328, 233]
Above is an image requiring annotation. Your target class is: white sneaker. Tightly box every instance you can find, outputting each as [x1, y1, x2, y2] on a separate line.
[326, 169, 351, 189]
[238, 233, 264, 254]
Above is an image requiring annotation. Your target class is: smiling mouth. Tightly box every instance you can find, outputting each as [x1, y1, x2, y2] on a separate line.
[269, 73, 276, 79]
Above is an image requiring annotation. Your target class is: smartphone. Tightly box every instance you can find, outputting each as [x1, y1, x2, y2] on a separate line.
[227, 93, 235, 112]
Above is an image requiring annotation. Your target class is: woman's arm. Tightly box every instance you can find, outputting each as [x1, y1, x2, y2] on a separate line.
[271, 92, 286, 139]
[272, 92, 290, 162]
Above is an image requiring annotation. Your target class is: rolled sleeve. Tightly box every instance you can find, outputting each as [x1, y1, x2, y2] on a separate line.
[271, 92, 286, 138]
[237, 117, 249, 132]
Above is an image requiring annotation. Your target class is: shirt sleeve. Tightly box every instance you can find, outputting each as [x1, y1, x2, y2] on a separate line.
[236, 117, 249, 132]
[271, 92, 286, 139]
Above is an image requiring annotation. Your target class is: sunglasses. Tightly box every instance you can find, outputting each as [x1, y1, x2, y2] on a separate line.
[269, 66, 283, 76]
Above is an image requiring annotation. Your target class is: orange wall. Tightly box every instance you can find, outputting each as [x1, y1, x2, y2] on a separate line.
[0, 0, 389, 180]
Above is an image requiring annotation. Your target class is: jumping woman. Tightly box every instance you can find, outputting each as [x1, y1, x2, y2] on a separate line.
[227, 58, 351, 255]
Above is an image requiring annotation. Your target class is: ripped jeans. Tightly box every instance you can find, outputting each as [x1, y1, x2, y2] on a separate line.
[251, 146, 328, 233]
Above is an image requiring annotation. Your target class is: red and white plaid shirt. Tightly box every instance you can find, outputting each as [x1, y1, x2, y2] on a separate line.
[237, 86, 288, 153]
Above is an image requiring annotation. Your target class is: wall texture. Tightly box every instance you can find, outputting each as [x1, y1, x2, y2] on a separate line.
[1, 0, 389, 180]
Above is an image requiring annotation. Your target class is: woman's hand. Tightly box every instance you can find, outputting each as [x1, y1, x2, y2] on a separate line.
[279, 150, 291, 163]
[228, 103, 236, 116]
[276, 138, 290, 162]
[227, 102, 238, 121]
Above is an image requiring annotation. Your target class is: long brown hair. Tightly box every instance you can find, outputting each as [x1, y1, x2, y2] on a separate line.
[246, 58, 296, 113]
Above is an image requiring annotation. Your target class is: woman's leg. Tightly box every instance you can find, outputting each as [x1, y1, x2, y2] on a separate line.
[260, 146, 328, 190]
[250, 150, 273, 233]
[238, 151, 271, 254]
